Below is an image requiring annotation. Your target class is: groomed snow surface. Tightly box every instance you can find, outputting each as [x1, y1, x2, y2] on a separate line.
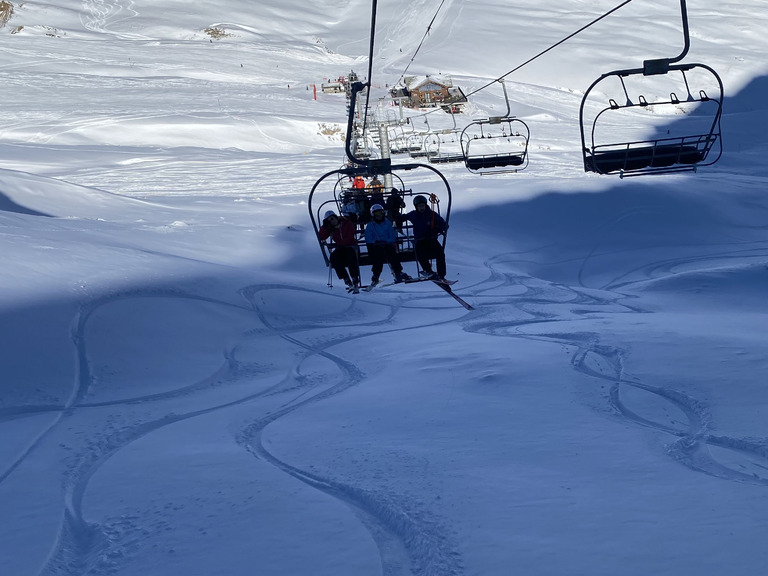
[1, 1, 767, 575]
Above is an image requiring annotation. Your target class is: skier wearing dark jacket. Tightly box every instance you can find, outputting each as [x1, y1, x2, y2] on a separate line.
[400, 195, 448, 280]
[386, 188, 406, 228]
[318, 210, 360, 289]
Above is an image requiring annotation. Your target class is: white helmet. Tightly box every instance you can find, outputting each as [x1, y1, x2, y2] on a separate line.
[370, 204, 385, 216]
[323, 210, 336, 221]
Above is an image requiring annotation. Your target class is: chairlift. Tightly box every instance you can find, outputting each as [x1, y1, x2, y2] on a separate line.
[423, 112, 465, 164]
[408, 117, 434, 158]
[425, 133, 465, 164]
[579, 0, 723, 177]
[388, 121, 420, 155]
[460, 80, 530, 174]
[381, 108, 402, 127]
[309, 81, 452, 272]
[309, 166, 451, 269]
[405, 133, 424, 155]
[387, 125, 409, 155]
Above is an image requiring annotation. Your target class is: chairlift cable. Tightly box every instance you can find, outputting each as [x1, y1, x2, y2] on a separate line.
[387, 0, 637, 127]
[465, 0, 636, 98]
[393, 0, 448, 89]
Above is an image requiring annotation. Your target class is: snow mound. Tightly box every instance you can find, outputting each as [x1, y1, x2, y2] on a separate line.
[0, 169, 158, 220]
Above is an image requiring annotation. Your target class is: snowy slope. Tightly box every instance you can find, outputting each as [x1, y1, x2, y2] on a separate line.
[1, 1, 767, 575]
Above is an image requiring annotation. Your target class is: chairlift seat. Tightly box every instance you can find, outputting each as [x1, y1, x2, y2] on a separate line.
[429, 153, 466, 164]
[586, 135, 715, 174]
[466, 153, 525, 171]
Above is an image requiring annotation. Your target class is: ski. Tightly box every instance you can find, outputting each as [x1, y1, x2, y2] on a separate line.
[360, 277, 472, 309]
[369, 277, 429, 290]
[432, 280, 474, 310]
[370, 277, 459, 290]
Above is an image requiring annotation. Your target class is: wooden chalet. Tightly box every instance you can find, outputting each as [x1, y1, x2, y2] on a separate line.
[395, 74, 467, 112]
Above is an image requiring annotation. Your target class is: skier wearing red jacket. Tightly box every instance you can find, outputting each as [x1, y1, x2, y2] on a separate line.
[318, 210, 361, 290]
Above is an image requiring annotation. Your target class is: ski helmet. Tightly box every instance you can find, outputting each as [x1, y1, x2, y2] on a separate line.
[323, 210, 336, 221]
[370, 203, 385, 216]
[413, 195, 427, 207]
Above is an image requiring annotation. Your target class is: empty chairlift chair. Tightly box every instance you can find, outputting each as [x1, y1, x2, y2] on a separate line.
[423, 112, 466, 165]
[579, 64, 723, 177]
[461, 117, 530, 173]
[579, 0, 723, 177]
[460, 80, 530, 175]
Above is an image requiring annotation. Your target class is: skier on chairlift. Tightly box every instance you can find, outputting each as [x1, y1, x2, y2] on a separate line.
[318, 210, 361, 291]
[400, 195, 448, 281]
[364, 204, 411, 287]
[386, 188, 406, 230]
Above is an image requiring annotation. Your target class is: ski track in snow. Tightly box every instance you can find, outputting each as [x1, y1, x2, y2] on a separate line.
[81, 0, 147, 40]
[231, 240, 768, 575]
[24, 288, 283, 576]
[466, 250, 768, 487]
[238, 283, 465, 576]
[2, 244, 765, 574]
[7, 282, 465, 576]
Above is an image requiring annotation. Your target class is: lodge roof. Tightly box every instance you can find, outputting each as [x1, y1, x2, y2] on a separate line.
[404, 74, 453, 90]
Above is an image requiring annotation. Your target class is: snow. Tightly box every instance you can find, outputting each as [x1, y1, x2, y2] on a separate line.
[1, 1, 767, 575]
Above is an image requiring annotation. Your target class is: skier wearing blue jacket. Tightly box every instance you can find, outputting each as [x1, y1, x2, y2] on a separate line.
[364, 204, 410, 286]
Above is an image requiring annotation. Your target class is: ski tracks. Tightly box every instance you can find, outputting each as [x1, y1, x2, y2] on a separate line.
[12, 244, 764, 575]
[239, 253, 764, 576]
[22, 282, 466, 576]
[81, 0, 145, 40]
[238, 284, 465, 576]
[22, 287, 325, 575]
[464, 252, 768, 487]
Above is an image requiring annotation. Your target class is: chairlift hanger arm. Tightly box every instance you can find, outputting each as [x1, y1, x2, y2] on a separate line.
[669, 0, 691, 64]
[499, 79, 511, 118]
[345, 81, 373, 167]
[642, 0, 691, 75]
